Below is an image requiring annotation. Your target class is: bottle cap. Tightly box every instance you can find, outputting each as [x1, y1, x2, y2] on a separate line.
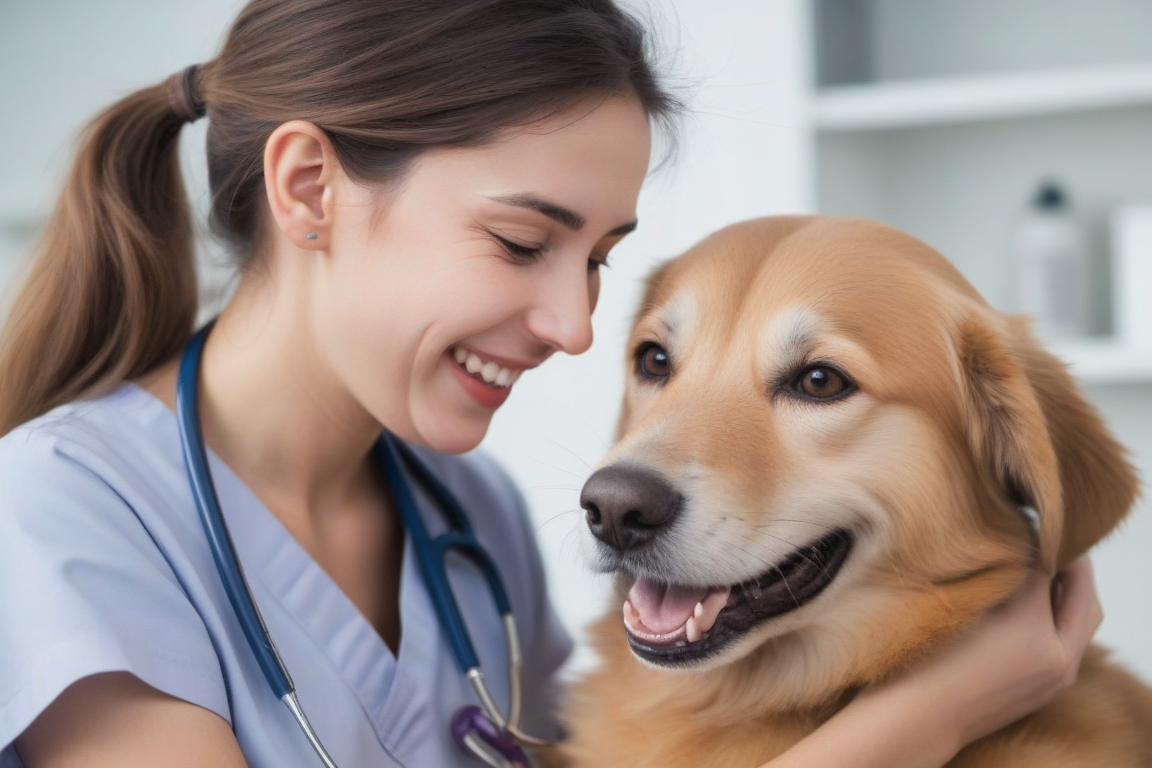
[1034, 182, 1066, 210]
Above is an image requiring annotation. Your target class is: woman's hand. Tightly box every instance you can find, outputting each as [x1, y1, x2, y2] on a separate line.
[760, 558, 1102, 768]
[881, 557, 1102, 752]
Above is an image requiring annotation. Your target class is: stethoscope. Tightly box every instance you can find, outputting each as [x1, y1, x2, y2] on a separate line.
[176, 323, 550, 768]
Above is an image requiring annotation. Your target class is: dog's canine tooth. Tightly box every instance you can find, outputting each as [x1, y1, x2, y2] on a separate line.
[693, 602, 704, 620]
[686, 617, 701, 643]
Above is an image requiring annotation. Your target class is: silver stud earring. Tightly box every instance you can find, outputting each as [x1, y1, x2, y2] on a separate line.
[305, 231, 318, 241]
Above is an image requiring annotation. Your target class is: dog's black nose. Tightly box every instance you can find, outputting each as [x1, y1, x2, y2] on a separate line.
[580, 465, 682, 552]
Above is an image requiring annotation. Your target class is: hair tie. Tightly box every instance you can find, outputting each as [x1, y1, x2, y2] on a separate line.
[167, 65, 206, 123]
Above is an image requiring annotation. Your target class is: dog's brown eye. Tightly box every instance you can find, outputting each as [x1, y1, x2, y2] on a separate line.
[637, 343, 671, 380]
[793, 365, 853, 400]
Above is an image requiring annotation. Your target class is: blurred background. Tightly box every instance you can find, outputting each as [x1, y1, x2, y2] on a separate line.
[2, 0, 1150, 681]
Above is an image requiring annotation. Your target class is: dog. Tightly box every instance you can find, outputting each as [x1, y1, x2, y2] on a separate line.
[548, 216, 1152, 767]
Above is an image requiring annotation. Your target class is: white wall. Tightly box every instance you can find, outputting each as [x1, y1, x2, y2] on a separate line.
[0, 0, 244, 312]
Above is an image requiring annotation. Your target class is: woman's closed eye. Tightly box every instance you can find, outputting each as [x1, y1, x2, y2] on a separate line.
[491, 232, 545, 263]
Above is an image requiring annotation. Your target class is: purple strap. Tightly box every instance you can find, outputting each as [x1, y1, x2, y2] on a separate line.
[451, 706, 533, 766]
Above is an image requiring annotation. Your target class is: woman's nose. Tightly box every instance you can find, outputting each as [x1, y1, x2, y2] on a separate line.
[523, 266, 594, 355]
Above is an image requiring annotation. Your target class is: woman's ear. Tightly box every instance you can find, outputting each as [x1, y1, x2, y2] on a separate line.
[956, 309, 1138, 570]
[263, 120, 338, 250]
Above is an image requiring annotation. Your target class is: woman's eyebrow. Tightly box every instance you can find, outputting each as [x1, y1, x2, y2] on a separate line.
[488, 193, 638, 236]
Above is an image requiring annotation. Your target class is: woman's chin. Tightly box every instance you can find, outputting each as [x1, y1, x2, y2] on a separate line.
[406, 409, 492, 455]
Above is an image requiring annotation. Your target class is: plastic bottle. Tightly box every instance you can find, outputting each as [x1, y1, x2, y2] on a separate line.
[1011, 182, 1091, 339]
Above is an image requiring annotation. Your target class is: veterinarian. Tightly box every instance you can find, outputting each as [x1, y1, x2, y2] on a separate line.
[0, 1, 1104, 767]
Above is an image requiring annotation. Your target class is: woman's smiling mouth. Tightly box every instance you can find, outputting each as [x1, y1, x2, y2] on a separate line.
[448, 346, 531, 408]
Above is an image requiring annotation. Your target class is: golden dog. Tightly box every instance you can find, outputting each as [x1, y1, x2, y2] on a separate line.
[551, 217, 1152, 767]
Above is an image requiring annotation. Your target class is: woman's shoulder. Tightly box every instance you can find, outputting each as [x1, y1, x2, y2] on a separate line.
[0, 383, 173, 465]
[0, 386, 231, 759]
[0, 383, 186, 535]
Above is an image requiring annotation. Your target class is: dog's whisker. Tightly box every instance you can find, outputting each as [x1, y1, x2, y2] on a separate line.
[729, 533, 805, 608]
[774, 563, 801, 608]
[528, 458, 591, 482]
[736, 530, 823, 575]
[538, 438, 596, 473]
[536, 507, 583, 533]
[753, 518, 838, 531]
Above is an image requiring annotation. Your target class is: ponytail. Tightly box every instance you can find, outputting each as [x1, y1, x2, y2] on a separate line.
[0, 79, 200, 434]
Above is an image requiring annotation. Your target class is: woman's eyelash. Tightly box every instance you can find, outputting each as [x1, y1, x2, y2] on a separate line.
[493, 233, 543, 262]
[489, 230, 611, 271]
[589, 254, 611, 271]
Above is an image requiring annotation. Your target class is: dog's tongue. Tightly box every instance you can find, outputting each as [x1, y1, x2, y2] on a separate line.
[626, 578, 710, 634]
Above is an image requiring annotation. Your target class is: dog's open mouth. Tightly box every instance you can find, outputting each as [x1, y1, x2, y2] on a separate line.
[623, 529, 854, 664]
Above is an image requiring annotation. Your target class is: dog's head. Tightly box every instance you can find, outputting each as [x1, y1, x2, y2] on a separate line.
[580, 216, 1137, 707]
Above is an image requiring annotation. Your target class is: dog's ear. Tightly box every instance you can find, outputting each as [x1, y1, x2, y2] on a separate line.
[957, 312, 1138, 570]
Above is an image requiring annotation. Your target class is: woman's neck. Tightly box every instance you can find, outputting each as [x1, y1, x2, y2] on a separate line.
[140, 267, 385, 520]
[138, 259, 406, 650]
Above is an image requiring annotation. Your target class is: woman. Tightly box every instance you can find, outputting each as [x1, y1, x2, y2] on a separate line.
[0, 1, 1101, 766]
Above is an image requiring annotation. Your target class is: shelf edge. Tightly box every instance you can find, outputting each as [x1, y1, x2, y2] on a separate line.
[814, 63, 1152, 133]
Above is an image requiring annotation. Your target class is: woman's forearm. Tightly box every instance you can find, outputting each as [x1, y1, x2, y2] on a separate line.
[758, 560, 1101, 768]
[757, 683, 959, 768]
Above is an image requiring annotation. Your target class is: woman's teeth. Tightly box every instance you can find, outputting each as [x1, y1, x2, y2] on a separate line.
[452, 347, 521, 388]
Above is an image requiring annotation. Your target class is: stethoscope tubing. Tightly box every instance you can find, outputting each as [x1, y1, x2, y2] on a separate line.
[175, 322, 546, 767]
[177, 323, 340, 766]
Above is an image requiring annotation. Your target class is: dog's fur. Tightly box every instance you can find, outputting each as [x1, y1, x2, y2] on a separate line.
[547, 217, 1152, 767]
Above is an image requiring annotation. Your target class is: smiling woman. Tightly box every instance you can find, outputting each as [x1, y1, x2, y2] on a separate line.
[0, 2, 676, 767]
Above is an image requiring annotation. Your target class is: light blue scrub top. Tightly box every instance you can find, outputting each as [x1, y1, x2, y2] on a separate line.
[0, 384, 571, 767]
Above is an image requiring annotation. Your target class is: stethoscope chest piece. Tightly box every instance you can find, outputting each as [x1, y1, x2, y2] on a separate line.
[453, 706, 533, 768]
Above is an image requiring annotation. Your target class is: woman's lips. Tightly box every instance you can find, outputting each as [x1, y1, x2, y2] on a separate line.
[447, 346, 523, 409]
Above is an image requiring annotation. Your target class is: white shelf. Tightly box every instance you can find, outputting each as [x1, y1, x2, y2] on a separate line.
[813, 62, 1152, 133]
[1049, 339, 1152, 385]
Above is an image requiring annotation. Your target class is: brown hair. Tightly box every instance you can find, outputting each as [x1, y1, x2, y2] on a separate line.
[0, 0, 679, 433]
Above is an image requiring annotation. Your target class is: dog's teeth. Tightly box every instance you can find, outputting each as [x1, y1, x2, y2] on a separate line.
[693, 602, 704, 620]
[674, 640, 687, 648]
[480, 361, 500, 383]
[622, 600, 640, 626]
[465, 353, 484, 374]
[495, 368, 513, 387]
[453, 347, 468, 364]
[685, 617, 701, 643]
